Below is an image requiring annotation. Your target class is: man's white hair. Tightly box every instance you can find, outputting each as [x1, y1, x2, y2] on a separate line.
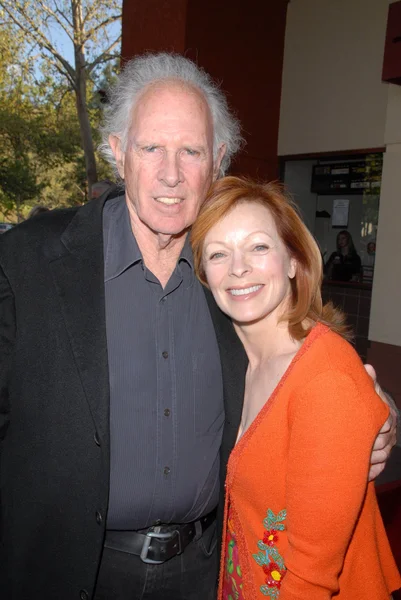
[99, 52, 243, 178]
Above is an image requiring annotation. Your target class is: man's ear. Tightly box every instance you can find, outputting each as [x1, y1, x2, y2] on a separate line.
[213, 144, 227, 180]
[109, 135, 125, 179]
[288, 257, 297, 279]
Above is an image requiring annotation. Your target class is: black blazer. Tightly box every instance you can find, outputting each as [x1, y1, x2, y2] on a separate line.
[0, 192, 246, 600]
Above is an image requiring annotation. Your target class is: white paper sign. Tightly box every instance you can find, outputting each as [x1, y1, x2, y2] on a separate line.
[332, 199, 349, 227]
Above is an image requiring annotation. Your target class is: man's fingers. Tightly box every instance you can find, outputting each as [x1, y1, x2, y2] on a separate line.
[370, 446, 392, 465]
[372, 414, 394, 449]
[368, 462, 386, 482]
[364, 363, 376, 382]
[364, 363, 398, 483]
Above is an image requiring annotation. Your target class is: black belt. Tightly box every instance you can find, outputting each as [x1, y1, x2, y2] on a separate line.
[104, 509, 216, 564]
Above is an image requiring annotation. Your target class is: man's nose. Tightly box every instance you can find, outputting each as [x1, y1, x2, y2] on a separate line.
[229, 251, 251, 278]
[158, 152, 183, 187]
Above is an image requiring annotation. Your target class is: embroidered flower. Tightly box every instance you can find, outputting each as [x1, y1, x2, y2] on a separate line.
[263, 529, 279, 547]
[253, 508, 287, 599]
[263, 562, 286, 588]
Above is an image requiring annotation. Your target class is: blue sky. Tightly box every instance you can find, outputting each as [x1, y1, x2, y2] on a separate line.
[34, 17, 121, 78]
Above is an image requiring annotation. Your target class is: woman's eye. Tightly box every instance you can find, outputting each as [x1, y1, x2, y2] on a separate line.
[253, 244, 269, 252]
[209, 252, 225, 260]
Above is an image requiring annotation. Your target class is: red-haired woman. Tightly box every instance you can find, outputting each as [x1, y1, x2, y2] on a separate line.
[191, 177, 400, 600]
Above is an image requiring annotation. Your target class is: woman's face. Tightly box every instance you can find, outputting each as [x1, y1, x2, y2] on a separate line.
[202, 202, 296, 326]
[337, 233, 349, 249]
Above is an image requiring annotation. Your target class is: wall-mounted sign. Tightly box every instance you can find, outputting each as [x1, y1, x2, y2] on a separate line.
[332, 199, 350, 227]
[311, 155, 382, 195]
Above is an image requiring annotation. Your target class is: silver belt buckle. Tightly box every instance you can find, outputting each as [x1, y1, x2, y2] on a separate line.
[140, 526, 181, 564]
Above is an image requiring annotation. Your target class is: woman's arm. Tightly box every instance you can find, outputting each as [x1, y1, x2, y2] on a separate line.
[280, 370, 389, 600]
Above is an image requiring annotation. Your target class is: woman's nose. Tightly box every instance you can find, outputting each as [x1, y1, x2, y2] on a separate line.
[228, 251, 251, 278]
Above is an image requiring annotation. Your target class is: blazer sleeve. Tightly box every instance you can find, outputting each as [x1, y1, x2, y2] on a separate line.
[0, 263, 15, 447]
[280, 369, 389, 600]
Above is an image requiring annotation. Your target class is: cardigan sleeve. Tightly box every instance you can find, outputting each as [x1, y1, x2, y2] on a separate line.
[280, 368, 389, 600]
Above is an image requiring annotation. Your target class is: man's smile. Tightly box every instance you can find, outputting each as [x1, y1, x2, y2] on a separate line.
[154, 197, 183, 205]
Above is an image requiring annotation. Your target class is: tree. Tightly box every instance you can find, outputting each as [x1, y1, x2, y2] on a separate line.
[0, 19, 107, 217]
[0, 0, 122, 199]
[0, 22, 45, 219]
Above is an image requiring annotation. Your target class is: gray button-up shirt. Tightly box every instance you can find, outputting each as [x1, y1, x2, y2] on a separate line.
[103, 196, 224, 530]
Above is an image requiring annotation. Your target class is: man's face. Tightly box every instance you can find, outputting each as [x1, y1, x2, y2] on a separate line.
[110, 82, 225, 240]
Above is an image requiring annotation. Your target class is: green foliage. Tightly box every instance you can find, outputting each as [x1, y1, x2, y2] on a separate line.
[0, 1, 122, 216]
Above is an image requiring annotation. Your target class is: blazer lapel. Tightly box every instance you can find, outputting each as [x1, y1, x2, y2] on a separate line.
[49, 196, 110, 444]
[204, 288, 248, 453]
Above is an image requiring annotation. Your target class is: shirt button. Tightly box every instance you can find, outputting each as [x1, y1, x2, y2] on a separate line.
[79, 591, 89, 600]
[164, 408, 171, 417]
[163, 466, 171, 475]
[95, 511, 103, 525]
[162, 351, 168, 359]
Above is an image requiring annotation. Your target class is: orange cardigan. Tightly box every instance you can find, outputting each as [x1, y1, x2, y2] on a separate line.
[219, 323, 401, 600]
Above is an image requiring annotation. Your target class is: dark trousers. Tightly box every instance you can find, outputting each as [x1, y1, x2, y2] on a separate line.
[93, 521, 218, 600]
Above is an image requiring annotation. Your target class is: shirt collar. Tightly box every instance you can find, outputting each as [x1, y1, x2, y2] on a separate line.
[103, 195, 195, 282]
[178, 234, 194, 271]
[103, 195, 142, 282]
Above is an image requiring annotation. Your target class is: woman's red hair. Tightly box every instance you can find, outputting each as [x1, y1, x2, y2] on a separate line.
[191, 176, 349, 341]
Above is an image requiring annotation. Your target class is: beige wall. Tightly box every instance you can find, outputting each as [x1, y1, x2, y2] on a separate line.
[278, 0, 389, 155]
[278, 0, 401, 347]
[369, 85, 401, 346]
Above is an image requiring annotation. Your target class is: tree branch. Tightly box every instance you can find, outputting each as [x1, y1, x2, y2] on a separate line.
[44, 55, 77, 90]
[0, 3, 76, 81]
[86, 38, 121, 73]
[82, 0, 104, 25]
[82, 13, 122, 45]
[36, 0, 74, 42]
[87, 52, 120, 75]
[53, 0, 73, 28]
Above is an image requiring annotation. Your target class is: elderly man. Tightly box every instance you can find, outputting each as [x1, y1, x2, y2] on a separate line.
[0, 53, 396, 600]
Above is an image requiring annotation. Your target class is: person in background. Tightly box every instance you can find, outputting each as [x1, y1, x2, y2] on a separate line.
[90, 179, 115, 200]
[361, 240, 376, 284]
[27, 205, 50, 219]
[191, 176, 401, 600]
[367, 240, 376, 259]
[324, 230, 361, 282]
[0, 53, 397, 600]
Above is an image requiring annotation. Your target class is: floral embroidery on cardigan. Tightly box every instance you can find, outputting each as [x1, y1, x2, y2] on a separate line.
[252, 509, 287, 598]
[224, 513, 245, 599]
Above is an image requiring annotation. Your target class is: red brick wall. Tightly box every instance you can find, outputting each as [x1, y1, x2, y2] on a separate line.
[121, 0, 289, 181]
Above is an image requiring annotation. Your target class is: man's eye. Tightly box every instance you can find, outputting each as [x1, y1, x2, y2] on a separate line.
[144, 146, 157, 153]
[183, 148, 200, 157]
